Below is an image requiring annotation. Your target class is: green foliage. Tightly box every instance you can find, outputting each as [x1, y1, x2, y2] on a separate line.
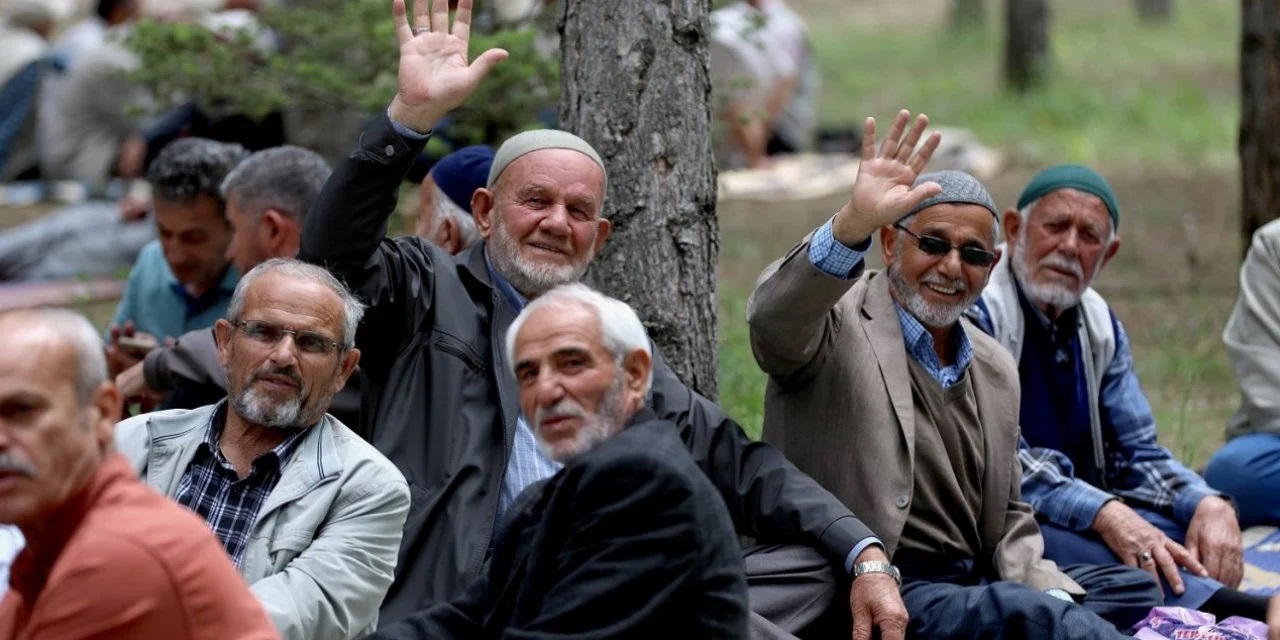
[124, 0, 558, 146]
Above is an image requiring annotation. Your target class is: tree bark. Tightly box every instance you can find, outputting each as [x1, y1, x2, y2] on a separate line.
[950, 0, 986, 31]
[1135, 0, 1173, 23]
[1003, 0, 1050, 92]
[558, 0, 721, 398]
[1240, 0, 1280, 254]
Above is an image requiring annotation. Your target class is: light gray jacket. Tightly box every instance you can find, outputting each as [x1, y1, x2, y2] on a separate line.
[116, 405, 410, 640]
[1225, 218, 1280, 439]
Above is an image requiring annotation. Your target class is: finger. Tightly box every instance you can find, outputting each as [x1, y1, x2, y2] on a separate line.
[469, 48, 509, 78]
[123, 320, 135, 336]
[898, 181, 943, 212]
[860, 117, 877, 162]
[852, 616, 871, 640]
[895, 114, 929, 164]
[878, 109, 909, 159]
[1152, 545, 1185, 595]
[392, 0, 413, 46]
[412, 0, 431, 32]
[909, 132, 942, 175]
[1166, 541, 1208, 577]
[881, 615, 908, 640]
[451, 0, 473, 40]
[429, 0, 449, 33]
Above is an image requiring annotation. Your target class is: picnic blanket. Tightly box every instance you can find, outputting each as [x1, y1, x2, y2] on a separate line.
[1242, 525, 1280, 596]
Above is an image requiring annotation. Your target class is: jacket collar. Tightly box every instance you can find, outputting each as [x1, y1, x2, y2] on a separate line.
[143, 404, 343, 514]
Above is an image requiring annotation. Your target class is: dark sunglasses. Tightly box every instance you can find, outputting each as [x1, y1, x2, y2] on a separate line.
[233, 319, 345, 355]
[894, 225, 997, 267]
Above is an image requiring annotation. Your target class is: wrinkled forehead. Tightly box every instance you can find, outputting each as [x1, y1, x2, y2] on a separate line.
[0, 329, 77, 396]
[1032, 188, 1113, 226]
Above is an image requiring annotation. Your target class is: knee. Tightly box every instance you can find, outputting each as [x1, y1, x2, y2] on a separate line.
[1205, 434, 1280, 484]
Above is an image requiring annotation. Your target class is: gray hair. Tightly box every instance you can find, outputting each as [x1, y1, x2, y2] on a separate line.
[505, 283, 653, 395]
[0, 308, 108, 405]
[1018, 198, 1117, 244]
[430, 183, 482, 249]
[226, 259, 365, 347]
[221, 146, 331, 223]
[147, 138, 250, 208]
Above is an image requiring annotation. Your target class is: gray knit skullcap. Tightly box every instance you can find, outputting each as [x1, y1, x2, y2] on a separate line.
[487, 129, 607, 194]
[902, 170, 998, 220]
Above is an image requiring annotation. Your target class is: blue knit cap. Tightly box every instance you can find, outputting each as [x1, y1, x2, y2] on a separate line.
[430, 145, 496, 215]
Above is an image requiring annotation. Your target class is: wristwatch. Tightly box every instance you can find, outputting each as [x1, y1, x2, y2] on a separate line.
[852, 560, 902, 587]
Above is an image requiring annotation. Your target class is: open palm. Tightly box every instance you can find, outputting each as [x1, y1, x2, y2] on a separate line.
[389, 0, 508, 133]
[829, 110, 944, 245]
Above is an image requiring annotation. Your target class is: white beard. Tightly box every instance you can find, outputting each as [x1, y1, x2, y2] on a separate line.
[887, 252, 978, 329]
[533, 379, 626, 463]
[1009, 228, 1102, 310]
[488, 214, 592, 297]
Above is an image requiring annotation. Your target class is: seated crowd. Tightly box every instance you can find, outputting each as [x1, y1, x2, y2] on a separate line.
[4, 1, 1280, 639]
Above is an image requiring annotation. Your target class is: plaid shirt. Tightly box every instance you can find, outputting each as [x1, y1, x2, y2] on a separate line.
[969, 302, 1219, 529]
[175, 401, 307, 567]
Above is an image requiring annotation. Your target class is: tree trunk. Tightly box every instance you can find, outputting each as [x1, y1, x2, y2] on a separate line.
[558, 0, 721, 398]
[950, 0, 986, 31]
[1240, 0, 1280, 253]
[1004, 0, 1050, 92]
[1135, 0, 1173, 23]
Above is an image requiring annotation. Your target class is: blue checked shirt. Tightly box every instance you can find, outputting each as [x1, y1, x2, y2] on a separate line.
[968, 302, 1220, 529]
[175, 402, 307, 567]
[486, 255, 563, 523]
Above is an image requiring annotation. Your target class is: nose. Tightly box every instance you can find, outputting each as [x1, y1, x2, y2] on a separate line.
[537, 205, 572, 237]
[266, 333, 302, 366]
[935, 246, 964, 279]
[533, 369, 566, 408]
[1059, 228, 1080, 256]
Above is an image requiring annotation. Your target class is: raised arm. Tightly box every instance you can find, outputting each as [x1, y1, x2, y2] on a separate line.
[748, 111, 943, 379]
[297, 0, 506, 366]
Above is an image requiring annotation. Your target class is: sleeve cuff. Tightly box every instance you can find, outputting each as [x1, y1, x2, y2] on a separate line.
[1045, 588, 1075, 602]
[142, 348, 170, 391]
[1059, 485, 1116, 531]
[386, 108, 430, 141]
[1174, 484, 1223, 525]
[808, 217, 870, 279]
[844, 537, 884, 575]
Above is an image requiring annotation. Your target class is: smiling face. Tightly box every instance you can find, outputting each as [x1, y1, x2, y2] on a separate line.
[1005, 188, 1119, 312]
[512, 301, 648, 463]
[881, 203, 999, 328]
[216, 272, 359, 431]
[474, 149, 611, 298]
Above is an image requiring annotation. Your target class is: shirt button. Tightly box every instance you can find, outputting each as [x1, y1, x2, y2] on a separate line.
[384, 144, 396, 157]
[894, 495, 909, 509]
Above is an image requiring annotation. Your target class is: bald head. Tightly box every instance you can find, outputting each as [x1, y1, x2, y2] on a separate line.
[0, 308, 119, 532]
[0, 308, 108, 405]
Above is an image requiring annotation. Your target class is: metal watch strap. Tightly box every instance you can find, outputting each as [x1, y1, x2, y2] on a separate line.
[852, 560, 902, 587]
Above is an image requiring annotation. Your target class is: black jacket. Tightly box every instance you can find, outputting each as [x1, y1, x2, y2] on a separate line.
[369, 410, 750, 639]
[299, 112, 876, 623]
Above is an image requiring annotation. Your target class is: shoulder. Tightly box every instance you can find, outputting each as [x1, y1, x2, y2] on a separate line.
[325, 416, 409, 490]
[569, 421, 702, 497]
[116, 406, 211, 447]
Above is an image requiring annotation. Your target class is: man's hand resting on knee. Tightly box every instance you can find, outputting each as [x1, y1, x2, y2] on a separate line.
[1091, 500, 1208, 595]
[850, 546, 907, 640]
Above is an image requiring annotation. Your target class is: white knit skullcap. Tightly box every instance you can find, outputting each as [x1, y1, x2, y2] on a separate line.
[487, 129, 607, 196]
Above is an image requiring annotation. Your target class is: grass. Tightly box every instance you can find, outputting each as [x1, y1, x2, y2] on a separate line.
[716, 0, 1244, 467]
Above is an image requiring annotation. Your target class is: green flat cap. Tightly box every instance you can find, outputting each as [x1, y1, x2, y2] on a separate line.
[1017, 164, 1120, 227]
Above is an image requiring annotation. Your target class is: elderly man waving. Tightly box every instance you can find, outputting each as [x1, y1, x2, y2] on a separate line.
[748, 112, 1162, 638]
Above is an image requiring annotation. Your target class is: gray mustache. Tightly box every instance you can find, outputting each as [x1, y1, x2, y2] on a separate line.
[0, 454, 36, 477]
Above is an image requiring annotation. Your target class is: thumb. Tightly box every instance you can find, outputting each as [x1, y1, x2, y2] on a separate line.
[900, 181, 942, 210]
[469, 48, 509, 77]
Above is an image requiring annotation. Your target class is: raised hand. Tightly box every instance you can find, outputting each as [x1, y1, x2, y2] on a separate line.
[388, 0, 509, 133]
[832, 109, 943, 246]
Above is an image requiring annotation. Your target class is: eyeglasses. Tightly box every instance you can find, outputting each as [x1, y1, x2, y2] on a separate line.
[233, 320, 344, 355]
[894, 225, 997, 267]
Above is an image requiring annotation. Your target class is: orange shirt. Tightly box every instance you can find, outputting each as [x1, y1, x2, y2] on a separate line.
[0, 454, 279, 640]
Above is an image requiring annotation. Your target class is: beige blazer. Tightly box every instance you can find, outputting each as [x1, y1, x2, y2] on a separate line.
[746, 237, 1081, 593]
